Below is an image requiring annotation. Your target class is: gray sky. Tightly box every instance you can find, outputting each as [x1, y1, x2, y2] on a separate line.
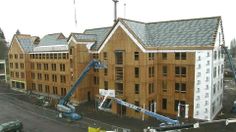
[0, 0, 236, 46]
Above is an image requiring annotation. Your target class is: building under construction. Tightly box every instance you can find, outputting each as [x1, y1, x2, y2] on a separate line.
[8, 16, 224, 121]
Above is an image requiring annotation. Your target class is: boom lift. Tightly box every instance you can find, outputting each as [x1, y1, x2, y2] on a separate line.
[99, 95, 179, 125]
[57, 59, 106, 120]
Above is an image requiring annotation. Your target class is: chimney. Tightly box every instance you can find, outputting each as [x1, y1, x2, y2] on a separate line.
[113, 0, 119, 23]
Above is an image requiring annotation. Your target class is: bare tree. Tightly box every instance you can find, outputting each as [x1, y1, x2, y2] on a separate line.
[230, 38, 236, 58]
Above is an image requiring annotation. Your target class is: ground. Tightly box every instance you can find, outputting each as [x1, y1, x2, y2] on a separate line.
[0, 77, 236, 132]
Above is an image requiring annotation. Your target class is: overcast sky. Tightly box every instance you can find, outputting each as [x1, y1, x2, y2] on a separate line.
[0, 0, 236, 46]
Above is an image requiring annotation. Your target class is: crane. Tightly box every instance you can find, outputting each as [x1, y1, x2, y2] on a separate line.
[98, 95, 179, 125]
[57, 59, 106, 120]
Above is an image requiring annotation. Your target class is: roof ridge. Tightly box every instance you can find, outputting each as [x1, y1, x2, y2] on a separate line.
[46, 33, 63, 36]
[147, 16, 221, 25]
[118, 17, 146, 24]
[84, 26, 112, 32]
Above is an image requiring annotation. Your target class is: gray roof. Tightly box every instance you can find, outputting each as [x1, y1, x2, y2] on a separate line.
[72, 33, 97, 42]
[121, 16, 221, 48]
[38, 33, 67, 46]
[84, 27, 112, 50]
[17, 37, 35, 53]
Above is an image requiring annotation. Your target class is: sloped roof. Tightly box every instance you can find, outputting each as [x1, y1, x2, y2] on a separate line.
[38, 33, 67, 46]
[71, 33, 97, 42]
[15, 35, 35, 53]
[84, 27, 112, 50]
[120, 16, 221, 48]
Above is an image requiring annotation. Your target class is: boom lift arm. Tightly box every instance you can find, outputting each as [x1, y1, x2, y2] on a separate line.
[99, 96, 179, 125]
[57, 59, 106, 120]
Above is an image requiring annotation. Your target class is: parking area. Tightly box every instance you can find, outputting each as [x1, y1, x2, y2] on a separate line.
[1, 77, 236, 132]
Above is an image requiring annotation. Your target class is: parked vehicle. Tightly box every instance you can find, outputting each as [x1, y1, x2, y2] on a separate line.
[0, 120, 23, 132]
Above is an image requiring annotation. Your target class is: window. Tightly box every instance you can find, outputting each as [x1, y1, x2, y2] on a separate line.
[162, 53, 167, 60]
[115, 83, 123, 95]
[9, 54, 13, 59]
[60, 64, 65, 71]
[58, 53, 62, 59]
[45, 85, 50, 93]
[38, 84, 43, 92]
[218, 65, 220, 76]
[38, 73, 42, 80]
[32, 83, 36, 90]
[175, 67, 186, 77]
[115, 51, 123, 64]
[149, 66, 154, 77]
[31, 73, 35, 79]
[174, 100, 185, 112]
[104, 81, 108, 90]
[44, 63, 48, 70]
[60, 75, 66, 83]
[162, 99, 167, 110]
[207, 60, 210, 65]
[134, 67, 139, 78]
[213, 84, 216, 94]
[181, 53, 186, 60]
[104, 68, 108, 76]
[163, 66, 167, 76]
[15, 63, 18, 69]
[162, 80, 167, 92]
[42, 54, 45, 59]
[52, 74, 57, 82]
[148, 53, 154, 60]
[218, 50, 221, 59]
[9, 63, 13, 68]
[214, 51, 217, 60]
[134, 52, 139, 60]
[37, 63, 41, 70]
[46, 54, 49, 59]
[70, 48, 73, 55]
[134, 101, 140, 112]
[103, 52, 107, 60]
[53, 86, 58, 94]
[15, 72, 19, 78]
[213, 67, 217, 78]
[148, 83, 154, 94]
[221, 64, 224, 74]
[54, 54, 57, 59]
[93, 76, 99, 85]
[20, 63, 24, 69]
[175, 52, 186, 60]
[212, 102, 215, 114]
[61, 88, 67, 96]
[44, 74, 49, 81]
[15, 54, 18, 59]
[51, 63, 56, 71]
[134, 84, 139, 94]
[10, 72, 14, 77]
[21, 72, 25, 78]
[115, 67, 123, 81]
[92, 54, 98, 59]
[175, 83, 186, 93]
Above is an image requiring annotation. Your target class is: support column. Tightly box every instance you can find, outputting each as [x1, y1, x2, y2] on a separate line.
[185, 104, 189, 118]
